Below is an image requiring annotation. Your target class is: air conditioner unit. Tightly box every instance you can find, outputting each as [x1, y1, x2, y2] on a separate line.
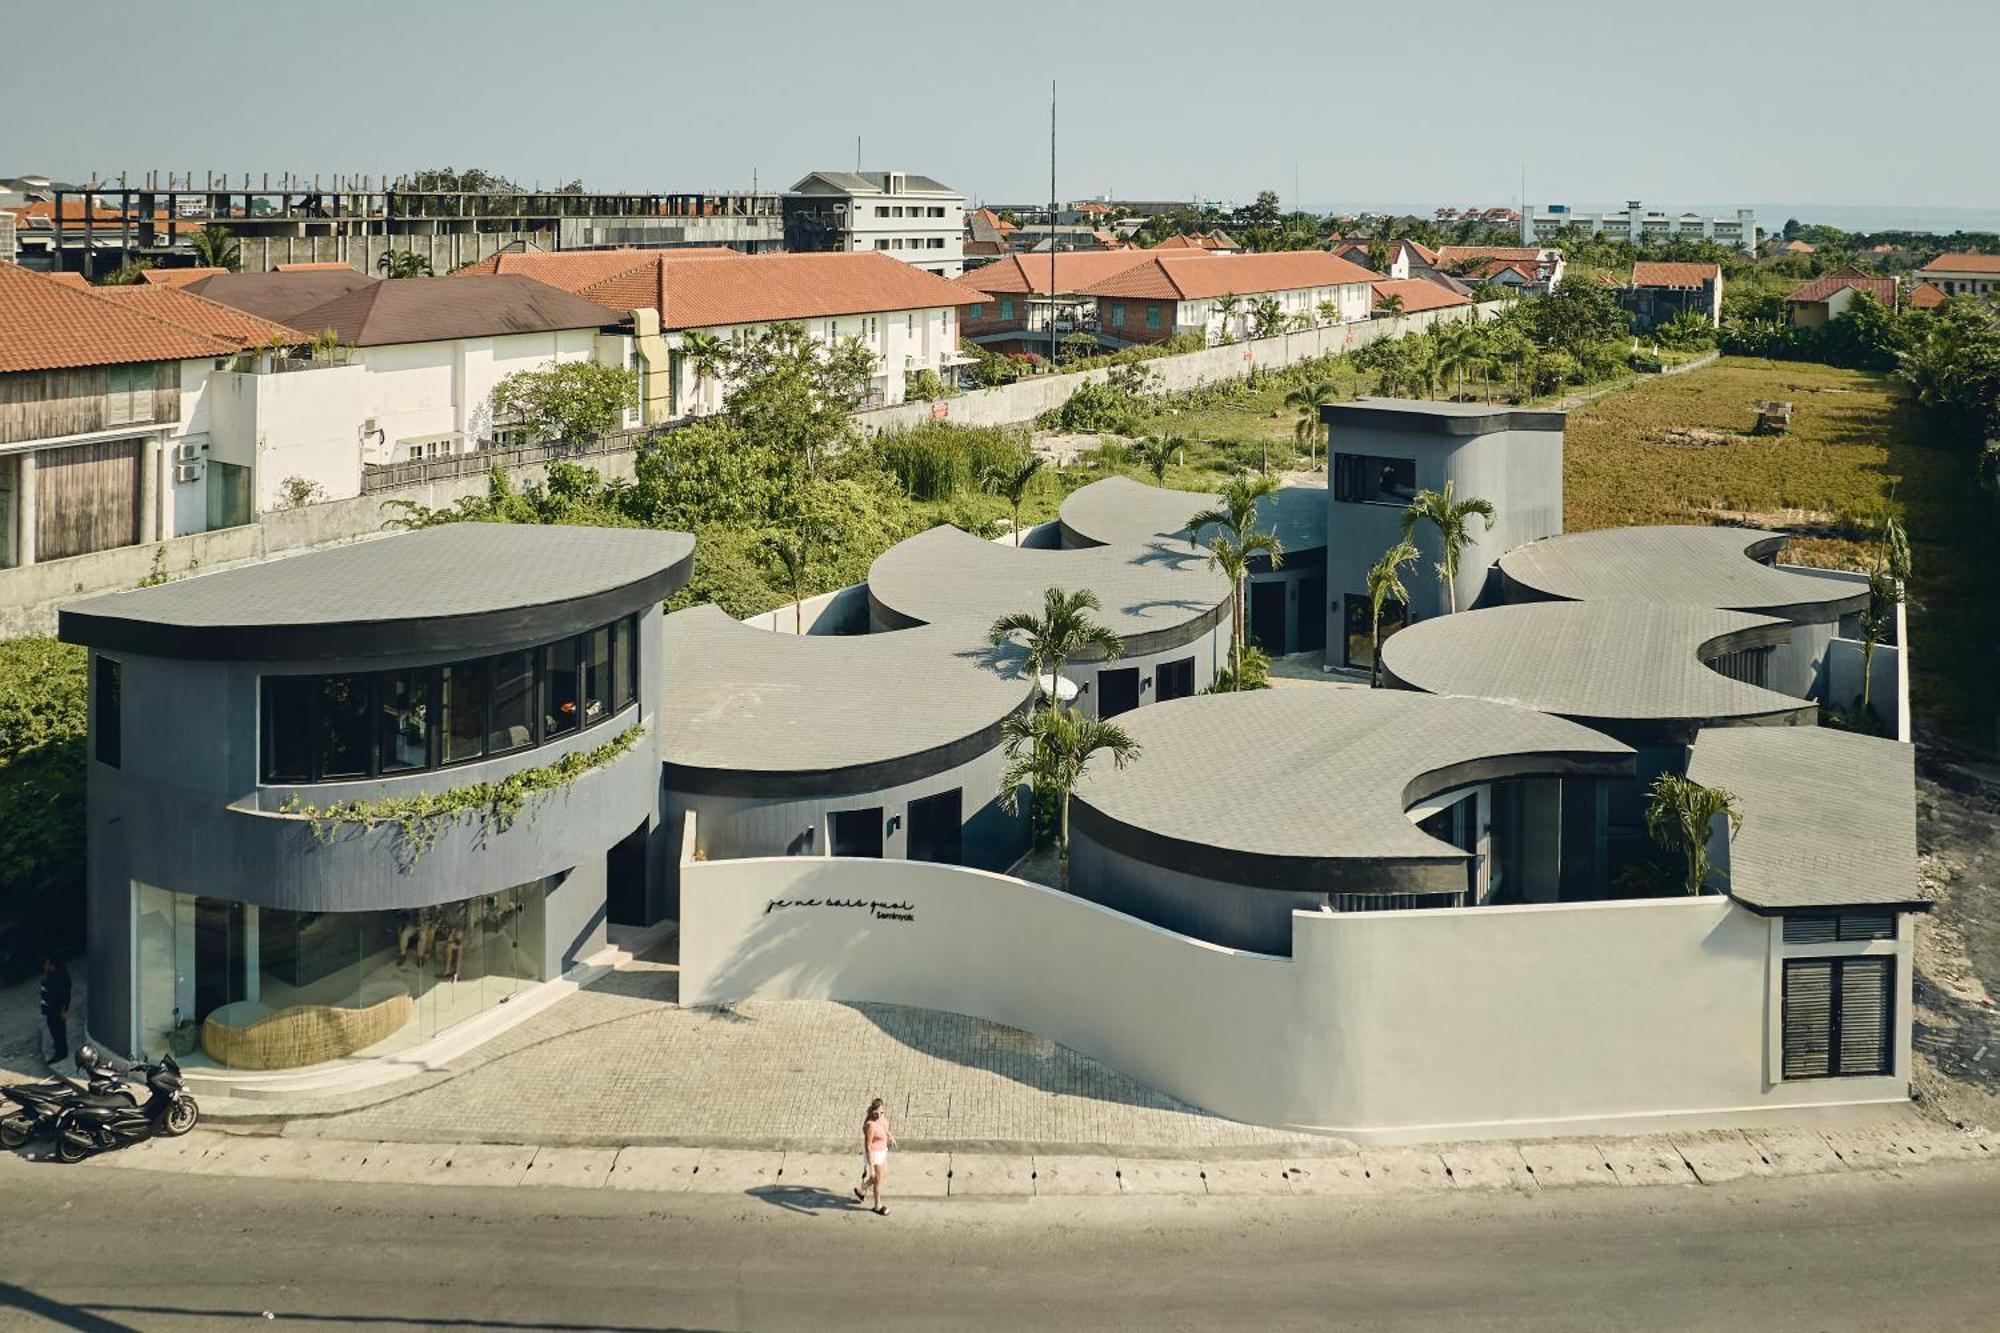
[174, 463, 204, 484]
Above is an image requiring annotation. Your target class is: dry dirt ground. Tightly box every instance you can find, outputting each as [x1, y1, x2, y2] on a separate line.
[1912, 740, 2000, 1133]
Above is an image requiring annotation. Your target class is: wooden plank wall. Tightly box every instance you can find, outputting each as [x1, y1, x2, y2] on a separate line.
[0, 363, 177, 445]
[36, 438, 141, 560]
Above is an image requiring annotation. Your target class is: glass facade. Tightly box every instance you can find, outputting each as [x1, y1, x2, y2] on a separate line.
[1332, 453, 1419, 505]
[133, 879, 548, 1068]
[261, 614, 640, 783]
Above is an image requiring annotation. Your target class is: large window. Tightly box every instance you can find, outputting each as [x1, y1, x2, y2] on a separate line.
[1782, 957, 1893, 1079]
[259, 614, 642, 784]
[1332, 453, 1418, 505]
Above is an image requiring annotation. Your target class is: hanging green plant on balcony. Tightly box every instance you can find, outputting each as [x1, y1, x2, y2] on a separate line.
[279, 725, 645, 871]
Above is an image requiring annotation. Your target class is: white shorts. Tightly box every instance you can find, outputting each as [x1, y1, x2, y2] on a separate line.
[868, 1149, 888, 1167]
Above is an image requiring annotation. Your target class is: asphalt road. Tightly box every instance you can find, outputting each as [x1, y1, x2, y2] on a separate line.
[3, 1161, 1998, 1332]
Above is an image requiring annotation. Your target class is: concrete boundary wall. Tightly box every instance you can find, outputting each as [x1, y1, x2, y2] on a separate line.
[680, 842, 1913, 1143]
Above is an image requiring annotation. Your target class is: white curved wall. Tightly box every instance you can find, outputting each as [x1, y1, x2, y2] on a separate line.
[681, 853, 1914, 1143]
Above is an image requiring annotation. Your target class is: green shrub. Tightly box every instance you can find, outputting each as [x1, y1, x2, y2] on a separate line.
[873, 423, 1028, 501]
[0, 637, 88, 973]
[905, 368, 950, 401]
[1653, 310, 1717, 352]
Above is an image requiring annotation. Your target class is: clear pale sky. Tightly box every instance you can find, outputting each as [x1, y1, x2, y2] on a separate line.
[11, 0, 1997, 213]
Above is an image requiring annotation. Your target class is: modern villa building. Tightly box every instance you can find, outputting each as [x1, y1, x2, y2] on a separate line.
[59, 523, 692, 1074]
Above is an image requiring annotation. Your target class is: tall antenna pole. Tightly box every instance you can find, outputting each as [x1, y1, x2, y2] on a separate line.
[856, 136, 862, 173]
[1049, 78, 1058, 367]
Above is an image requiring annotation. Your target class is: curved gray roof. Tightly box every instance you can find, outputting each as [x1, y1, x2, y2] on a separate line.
[1498, 525, 1868, 623]
[60, 524, 694, 661]
[1687, 726, 1924, 911]
[1072, 691, 1631, 890]
[1379, 602, 1815, 741]
[661, 605, 1033, 792]
[1323, 397, 1566, 435]
[866, 524, 1231, 655]
[1058, 475, 1327, 554]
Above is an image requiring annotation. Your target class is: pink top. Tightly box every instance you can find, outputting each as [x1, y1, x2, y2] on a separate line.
[865, 1116, 890, 1154]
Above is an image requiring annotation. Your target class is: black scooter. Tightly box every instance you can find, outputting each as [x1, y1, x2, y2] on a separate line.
[1, 1059, 138, 1149]
[51, 1055, 198, 1162]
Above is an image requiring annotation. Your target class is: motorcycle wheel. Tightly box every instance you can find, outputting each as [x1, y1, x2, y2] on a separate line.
[0, 1116, 31, 1150]
[55, 1133, 91, 1164]
[162, 1098, 200, 1137]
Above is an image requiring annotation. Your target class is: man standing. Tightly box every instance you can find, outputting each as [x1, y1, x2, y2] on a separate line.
[40, 956, 71, 1067]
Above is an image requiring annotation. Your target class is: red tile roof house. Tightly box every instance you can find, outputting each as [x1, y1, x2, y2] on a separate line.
[1368, 278, 1471, 317]
[1435, 245, 1566, 294]
[1332, 239, 1439, 281]
[1916, 252, 2000, 298]
[1078, 251, 1381, 346]
[1907, 281, 1949, 311]
[1783, 270, 1898, 329]
[1621, 261, 1724, 330]
[0, 263, 307, 568]
[196, 269, 629, 470]
[460, 248, 984, 418]
[950, 251, 1168, 356]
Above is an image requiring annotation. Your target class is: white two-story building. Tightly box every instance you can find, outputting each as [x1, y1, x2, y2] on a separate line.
[1079, 251, 1379, 346]
[782, 171, 966, 278]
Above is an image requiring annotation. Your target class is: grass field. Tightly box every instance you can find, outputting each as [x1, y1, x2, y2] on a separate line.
[1563, 357, 1997, 746]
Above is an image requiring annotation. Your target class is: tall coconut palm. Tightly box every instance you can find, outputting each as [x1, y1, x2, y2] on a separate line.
[1213, 293, 1241, 343]
[761, 528, 816, 635]
[190, 224, 240, 272]
[1133, 434, 1180, 485]
[376, 249, 434, 279]
[1857, 566, 1897, 726]
[988, 586, 1125, 708]
[1399, 480, 1495, 615]
[997, 704, 1140, 857]
[1365, 540, 1419, 686]
[676, 329, 729, 413]
[1187, 474, 1283, 689]
[1434, 321, 1489, 401]
[981, 455, 1046, 546]
[1284, 381, 1337, 471]
[1644, 774, 1742, 896]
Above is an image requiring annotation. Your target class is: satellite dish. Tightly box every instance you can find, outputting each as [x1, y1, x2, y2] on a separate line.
[1036, 672, 1080, 702]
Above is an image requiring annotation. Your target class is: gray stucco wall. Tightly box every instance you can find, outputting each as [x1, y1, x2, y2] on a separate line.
[1325, 419, 1564, 654]
[83, 604, 667, 1052]
[1067, 836, 1327, 956]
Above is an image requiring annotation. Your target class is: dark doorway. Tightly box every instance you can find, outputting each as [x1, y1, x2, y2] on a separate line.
[829, 807, 884, 858]
[1343, 593, 1405, 671]
[1250, 580, 1288, 656]
[606, 821, 649, 926]
[907, 789, 964, 865]
[1098, 666, 1140, 717]
[1156, 656, 1195, 702]
[1296, 575, 1327, 653]
[193, 897, 244, 1025]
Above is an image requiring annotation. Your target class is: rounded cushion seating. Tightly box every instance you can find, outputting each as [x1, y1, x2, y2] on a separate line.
[202, 992, 415, 1070]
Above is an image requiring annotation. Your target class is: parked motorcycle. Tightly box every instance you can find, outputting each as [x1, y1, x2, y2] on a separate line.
[0, 1048, 139, 1149]
[50, 1054, 198, 1162]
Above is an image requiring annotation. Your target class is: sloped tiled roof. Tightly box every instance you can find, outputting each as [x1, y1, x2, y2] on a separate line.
[0, 262, 239, 373]
[93, 286, 307, 350]
[790, 171, 957, 196]
[44, 272, 91, 289]
[1370, 278, 1471, 314]
[140, 267, 229, 288]
[449, 247, 733, 286]
[275, 262, 360, 273]
[1784, 270, 1896, 307]
[1081, 250, 1379, 300]
[1148, 229, 1241, 252]
[187, 269, 381, 324]
[1631, 261, 1721, 288]
[951, 250, 1162, 296]
[278, 274, 620, 347]
[578, 251, 982, 330]
[1437, 245, 1543, 266]
[1920, 252, 2000, 274]
[1908, 281, 1949, 310]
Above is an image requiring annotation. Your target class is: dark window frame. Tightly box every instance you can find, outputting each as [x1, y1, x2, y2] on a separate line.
[1331, 452, 1419, 506]
[257, 612, 641, 785]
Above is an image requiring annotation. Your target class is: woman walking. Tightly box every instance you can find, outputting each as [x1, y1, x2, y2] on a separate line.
[853, 1098, 897, 1215]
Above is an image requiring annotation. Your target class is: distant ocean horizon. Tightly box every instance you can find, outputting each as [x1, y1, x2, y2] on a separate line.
[1335, 202, 2000, 237]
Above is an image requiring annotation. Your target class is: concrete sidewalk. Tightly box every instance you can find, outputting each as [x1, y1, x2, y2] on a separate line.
[9, 1121, 1993, 1200]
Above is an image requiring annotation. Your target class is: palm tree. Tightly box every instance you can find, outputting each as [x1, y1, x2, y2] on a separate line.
[1374, 292, 1405, 319]
[676, 329, 729, 414]
[190, 224, 240, 272]
[1399, 480, 1495, 615]
[981, 455, 1046, 546]
[987, 586, 1125, 708]
[1213, 293, 1241, 344]
[1434, 321, 1489, 401]
[997, 705, 1140, 857]
[1250, 296, 1286, 339]
[761, 529, 814, 634]
[376, 249, 434, 279]
[1365, 540, 1419, 686]
[1644, 774, 1742, 896]
[1316, 299, 1340, 327]
[1284, 381, 1337, 471]
[1187, 474, 1283, 688]
[1133, 434, 1180, 485]
[1366, 240, 1393, 274]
